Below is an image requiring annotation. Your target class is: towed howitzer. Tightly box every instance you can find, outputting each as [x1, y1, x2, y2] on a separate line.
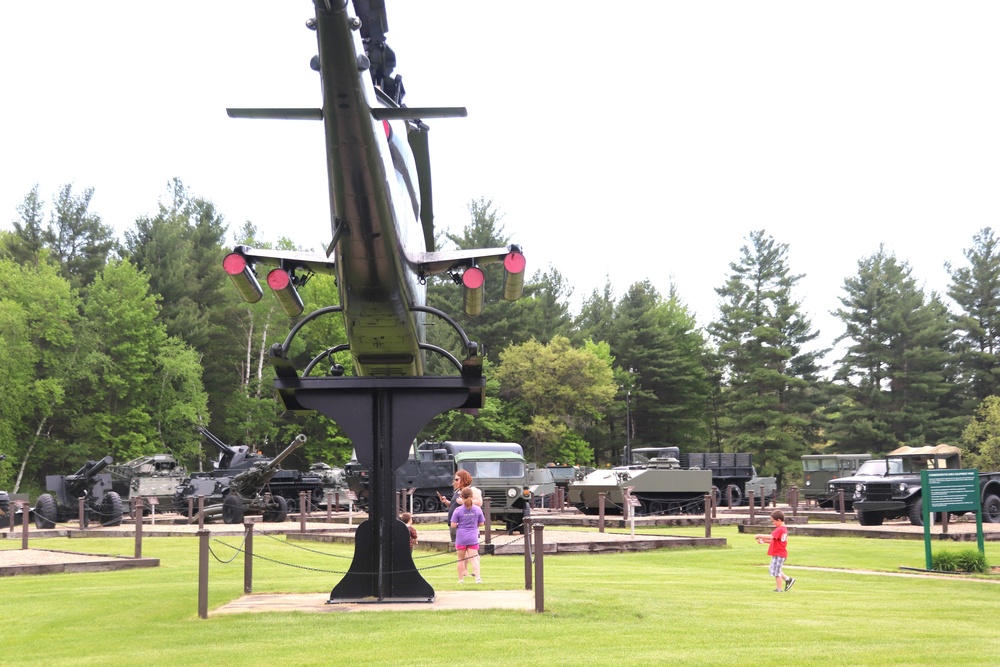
[201, 434, 308, 524]
[34, 455, 124, 528]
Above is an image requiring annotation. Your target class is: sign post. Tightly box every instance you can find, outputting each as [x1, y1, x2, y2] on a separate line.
[623, 486, 641, 539]
[921, 469, 983, 570]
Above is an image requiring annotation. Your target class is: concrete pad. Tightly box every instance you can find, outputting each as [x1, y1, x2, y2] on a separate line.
[213, 589, 536, 615]
[0, 548, 159, 576]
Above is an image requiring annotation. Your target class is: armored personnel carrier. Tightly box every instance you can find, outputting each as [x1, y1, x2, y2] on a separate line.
[108, 453, 188, 513]
[568, 457, 712, 515]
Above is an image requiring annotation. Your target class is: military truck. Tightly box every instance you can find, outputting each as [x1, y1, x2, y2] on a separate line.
[830, 445, 1000, 526]
[801, 453, 871, 507]
[630, 447, 776, 505]
[346, 441, 534, 531]
[108, 453, 189, 514]
[33, 456, 124, 528]
[568, 456, 713, 515]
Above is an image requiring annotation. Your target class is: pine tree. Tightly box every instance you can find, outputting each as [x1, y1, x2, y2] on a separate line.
[708, 230, 826, 483]
[833, 246, 960, 452]
[947, 227, 1000, 406]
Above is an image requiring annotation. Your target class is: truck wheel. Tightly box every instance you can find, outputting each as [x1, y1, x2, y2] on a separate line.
[411, 496, 424, 514]
[857, 510, 883, 526]
[423, 496, 439, 513]
[907, 499, 924, 526]
[101, 491, 123, 527]
[983, 494, 1000, 523]
[222, 494, 245, 524]
[34, 494, 58, 529]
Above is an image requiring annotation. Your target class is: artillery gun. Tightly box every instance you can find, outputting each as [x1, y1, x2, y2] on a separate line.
[108, 453, 189, 514]
[195, 434, 307, 524]
[174, 428, 323, 516]
[34, 456, 123, 528]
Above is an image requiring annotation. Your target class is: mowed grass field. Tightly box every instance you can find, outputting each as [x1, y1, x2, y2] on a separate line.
[1, 524, 997, 667]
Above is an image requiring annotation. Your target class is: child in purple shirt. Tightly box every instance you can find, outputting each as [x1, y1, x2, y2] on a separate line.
[451, 487, 485, 583]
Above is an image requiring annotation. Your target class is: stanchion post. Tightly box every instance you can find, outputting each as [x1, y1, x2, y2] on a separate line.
[533, 523, 545, 613]
[483, 497, 492, 545]
[748, 490, 756, 525]
[198, 495, 205, 530]
[300, 491, 307, 533]
[791, 486, 798, 517]
[326, 490, 333, 521]
[838, 489, 846, 523]
[726, 485, 733, 508]
[711, 486, 718, 520]
[704, 494, 712, 538]
[198, 529, 209, 619]
[244, 522, 253, 594]
[79, 496, 86, 530]
[134, 496, 143, 558]
[20, 499, 29, 550]
[760, 484, 766, 510]
[188, 496, 194, 522]
[598, 492, 606, 533]
[523, 516, 533, 590]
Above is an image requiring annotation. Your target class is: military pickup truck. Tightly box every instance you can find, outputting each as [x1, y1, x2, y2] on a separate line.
[828, 444, 1000, 526]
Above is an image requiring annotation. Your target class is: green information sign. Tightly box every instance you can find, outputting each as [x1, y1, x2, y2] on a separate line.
[923, 469, 979, 512]
[920, 469, 984, 570]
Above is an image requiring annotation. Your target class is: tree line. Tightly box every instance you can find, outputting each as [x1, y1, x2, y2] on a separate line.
[4, 181, 1000, 495]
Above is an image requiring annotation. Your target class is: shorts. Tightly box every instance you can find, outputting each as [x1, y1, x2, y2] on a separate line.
[456, 543, 479, 551]
[769, 556, 786, 577]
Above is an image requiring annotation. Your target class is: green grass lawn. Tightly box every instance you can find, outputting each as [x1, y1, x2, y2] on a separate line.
[1, 525, 997, 666]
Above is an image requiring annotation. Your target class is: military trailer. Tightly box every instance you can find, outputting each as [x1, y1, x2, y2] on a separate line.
[34, 456, 124, 528]
[108, 453, 189, 514]
[800, 453, 871, 507]
[568, 458, 713, 515]
[832, 445, 1000, 526]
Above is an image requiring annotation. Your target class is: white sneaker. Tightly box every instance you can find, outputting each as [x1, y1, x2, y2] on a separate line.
[475, 578, 482, 584]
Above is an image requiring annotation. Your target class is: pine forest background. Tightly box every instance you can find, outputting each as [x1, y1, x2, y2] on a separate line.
[5, 179, 1000, 496]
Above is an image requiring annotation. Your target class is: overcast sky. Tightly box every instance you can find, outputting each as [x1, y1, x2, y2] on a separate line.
[3, 1, 999, 367]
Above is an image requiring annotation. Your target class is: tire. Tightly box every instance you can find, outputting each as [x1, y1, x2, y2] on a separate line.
[649, 500, 666, 515]
[411, 496, 424, 514]
[222, 494, 245, 524]
[422, 496, 439, 513]
[907, 498, 924, 526]
[101, 491, 123, 527]
[857, 509, 883, 526]
[264, 495, 289, 523]
[983, 494, 1000, 523]
[34, 493, 58, 529]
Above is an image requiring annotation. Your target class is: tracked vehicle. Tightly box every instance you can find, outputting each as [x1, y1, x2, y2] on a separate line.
[569, 457, 712, 515]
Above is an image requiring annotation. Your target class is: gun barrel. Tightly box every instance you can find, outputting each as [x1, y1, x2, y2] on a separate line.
[270, 434, 308, 468]
[73, 455, 113, 479]
[197, 426, 236, 455]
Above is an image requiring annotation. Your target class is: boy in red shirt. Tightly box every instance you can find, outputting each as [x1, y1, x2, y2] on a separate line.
[756, 509, 795, 592]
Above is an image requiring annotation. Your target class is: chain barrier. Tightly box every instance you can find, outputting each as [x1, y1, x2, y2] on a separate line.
[205, 524, 530, 578]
